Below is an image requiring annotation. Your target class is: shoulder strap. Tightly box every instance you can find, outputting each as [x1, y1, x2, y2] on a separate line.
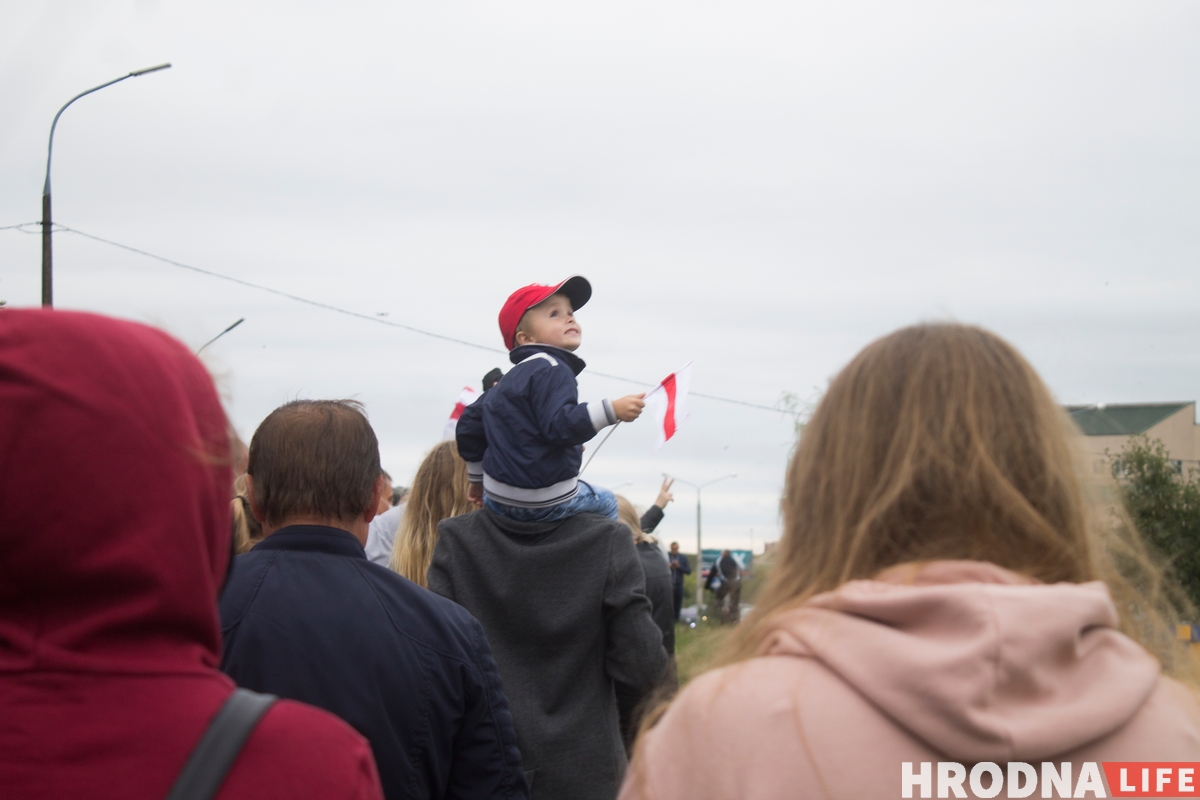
[165, 688, 278, 800]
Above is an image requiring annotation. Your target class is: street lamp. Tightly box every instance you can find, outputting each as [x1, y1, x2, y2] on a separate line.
[41, 63, 172, 307]
[666, 472, 736, 613]
[196, 318, 245, 355]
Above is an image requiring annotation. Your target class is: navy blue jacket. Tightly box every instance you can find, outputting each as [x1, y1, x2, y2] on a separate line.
[219, 526, 529, 800]
[457, 344, 616, 507]
[668, 551, 691, 590]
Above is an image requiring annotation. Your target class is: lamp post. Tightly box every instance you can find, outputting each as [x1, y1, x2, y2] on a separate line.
[41, 63, 171, 307]
[666, 472, 736, 613]
[196, 318, 245, 355]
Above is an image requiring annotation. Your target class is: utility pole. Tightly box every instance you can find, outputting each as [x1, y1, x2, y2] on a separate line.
[667, 473, 736, 615]
[41, 63, 171, 306]
[695, 491, 702, 608]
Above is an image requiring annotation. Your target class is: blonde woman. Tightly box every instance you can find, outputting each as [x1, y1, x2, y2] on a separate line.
[389, 441, 474, 587]
[617, 495, 675, 657]
[230, 472, 264, 554]
[615, 494, 676, 753]
[622, 323, 1200, 799]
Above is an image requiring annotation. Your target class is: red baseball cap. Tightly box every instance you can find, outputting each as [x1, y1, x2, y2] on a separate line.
[498, 276, 592, 350]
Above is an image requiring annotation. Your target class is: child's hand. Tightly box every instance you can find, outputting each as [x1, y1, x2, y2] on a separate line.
[467, 482, 484, 507]
[612, 394, 645, 422]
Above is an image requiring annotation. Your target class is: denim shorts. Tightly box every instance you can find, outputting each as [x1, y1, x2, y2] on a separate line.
[484, 480, 619, 523]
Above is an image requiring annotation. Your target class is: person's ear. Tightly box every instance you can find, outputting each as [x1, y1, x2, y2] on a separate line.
[364, 473, 385, 524]
[244, 475, 267, 525]
[514, 329, 529, 346]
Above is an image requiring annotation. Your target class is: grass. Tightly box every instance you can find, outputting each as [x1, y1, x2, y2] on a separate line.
[673, 619, 732, 684]
[671, 552, 774, 685]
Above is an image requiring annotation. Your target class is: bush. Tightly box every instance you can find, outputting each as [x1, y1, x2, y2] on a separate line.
[1112, 436, 1200, 608]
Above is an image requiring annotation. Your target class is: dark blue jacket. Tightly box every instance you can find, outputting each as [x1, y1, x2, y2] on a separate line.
[457, 344, 616, 507]
[219, 525, 529, 800]
[668, 551, 691, 590]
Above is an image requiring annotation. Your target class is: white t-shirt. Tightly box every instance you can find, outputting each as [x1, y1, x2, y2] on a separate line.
[364, 502, 405, 566]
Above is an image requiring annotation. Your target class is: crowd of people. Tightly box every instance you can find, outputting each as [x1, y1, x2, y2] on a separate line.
[4, 294, 1200, 799]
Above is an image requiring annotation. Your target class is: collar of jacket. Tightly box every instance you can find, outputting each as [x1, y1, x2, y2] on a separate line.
[251, 524, 367, 559]
[508, 343, 587, 376]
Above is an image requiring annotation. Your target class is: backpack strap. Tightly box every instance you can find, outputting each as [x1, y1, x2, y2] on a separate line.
[165, 688, 278, 800]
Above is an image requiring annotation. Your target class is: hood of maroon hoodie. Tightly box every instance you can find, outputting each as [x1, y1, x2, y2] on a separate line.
[0, 309, 232, 675]
[757, 560, 1161, 762]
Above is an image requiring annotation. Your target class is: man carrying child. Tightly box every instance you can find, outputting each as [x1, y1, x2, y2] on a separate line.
[437, 276, 668, 799]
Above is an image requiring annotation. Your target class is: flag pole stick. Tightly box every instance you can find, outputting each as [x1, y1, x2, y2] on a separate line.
[579, 422, 620, 476]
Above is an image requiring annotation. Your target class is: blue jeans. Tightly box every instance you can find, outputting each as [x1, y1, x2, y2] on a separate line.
[484, 480, 619, 523]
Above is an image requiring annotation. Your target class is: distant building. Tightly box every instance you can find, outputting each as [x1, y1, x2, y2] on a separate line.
[1066, 402, 1200, 476]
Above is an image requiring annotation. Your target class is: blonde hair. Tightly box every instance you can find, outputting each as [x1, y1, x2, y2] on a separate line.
[513, 312, 536, 347]
[513, 291, 569, 347]
[714, 323, 1193, 678]
[230, 473, 263, 554]
[389, 441, 473, 586]
[616, 495, 652, 544]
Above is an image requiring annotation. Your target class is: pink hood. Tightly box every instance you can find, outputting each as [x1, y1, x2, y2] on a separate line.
[756, 560, 1162, 762]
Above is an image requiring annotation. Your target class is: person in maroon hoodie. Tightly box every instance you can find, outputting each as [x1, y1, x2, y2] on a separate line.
[0, 309, 383, 800]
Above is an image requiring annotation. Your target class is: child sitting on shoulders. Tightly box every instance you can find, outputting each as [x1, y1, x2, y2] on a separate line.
[456, 276, 644, 522]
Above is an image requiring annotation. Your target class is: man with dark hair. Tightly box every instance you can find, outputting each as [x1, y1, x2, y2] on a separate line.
[220, 399, 528, 800]
[667, 541, 690, 621]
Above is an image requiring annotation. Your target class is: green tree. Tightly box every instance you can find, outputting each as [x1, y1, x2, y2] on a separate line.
[777, 388, 823, 440]
[1112, 435, 1200, 608]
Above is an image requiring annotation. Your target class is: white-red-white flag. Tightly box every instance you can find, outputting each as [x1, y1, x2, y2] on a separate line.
[643, 363, 691, 452]
[443, 385, 481, 440]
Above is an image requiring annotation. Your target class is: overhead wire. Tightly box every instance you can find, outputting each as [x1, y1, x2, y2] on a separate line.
[57, 225, 509, 355]
[3, 222, 786, 413]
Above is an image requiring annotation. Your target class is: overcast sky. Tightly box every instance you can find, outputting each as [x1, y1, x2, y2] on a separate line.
[3, 1, 1198, 552]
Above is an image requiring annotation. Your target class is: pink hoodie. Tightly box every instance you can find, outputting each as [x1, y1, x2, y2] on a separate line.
[621, 561, 1200, 800]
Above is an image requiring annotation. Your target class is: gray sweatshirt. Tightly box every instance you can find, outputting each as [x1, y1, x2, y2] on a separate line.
[429, 509, 668, 800]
